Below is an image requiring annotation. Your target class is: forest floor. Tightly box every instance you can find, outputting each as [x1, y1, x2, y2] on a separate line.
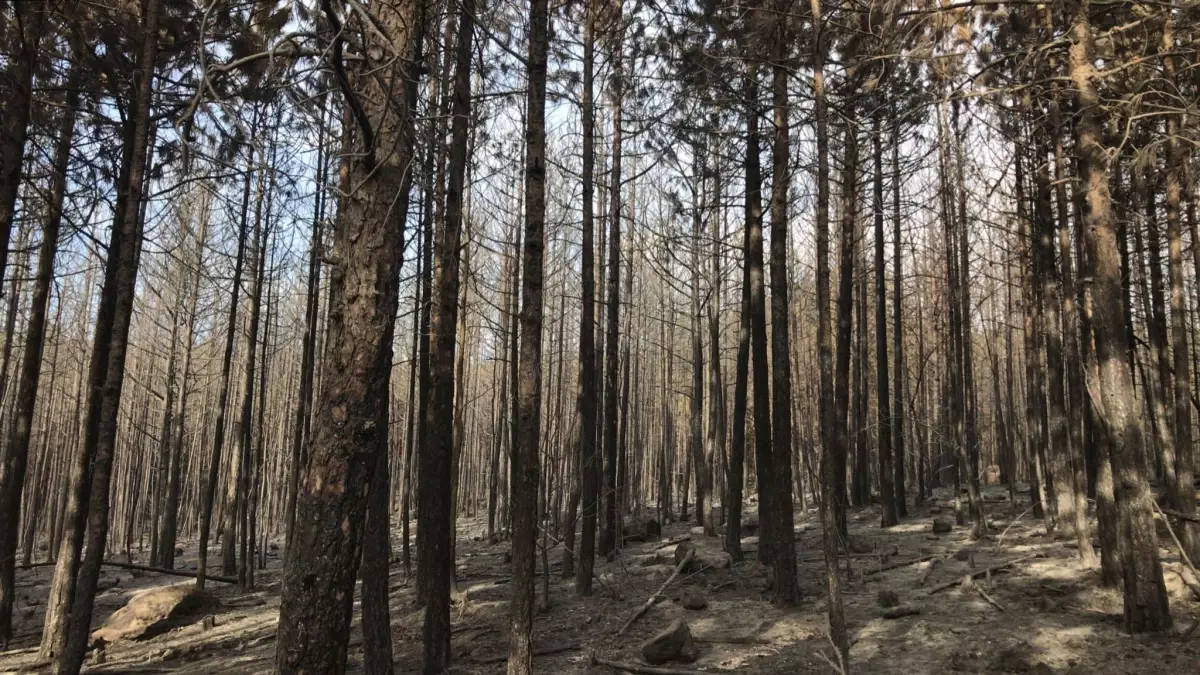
[3, 485, 1200, 674]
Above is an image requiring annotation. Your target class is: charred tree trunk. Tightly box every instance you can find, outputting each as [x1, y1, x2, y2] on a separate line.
[766, 20, 799, 604]
[418, 0, 474, 668]
[508, 0, 549, 666]
[1066, 0, 1170, 633]
[0, 76, 76, 646]
[274, 0, 424, 670]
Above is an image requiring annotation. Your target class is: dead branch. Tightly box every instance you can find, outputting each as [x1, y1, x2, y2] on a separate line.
[975, 585, 1005, 611]
[926, 553, 1039, 595]
[862, 553, 942, 576]
[473, 641, 581, 664]
[589, 652, 713, 675]
[18, 560, 238, 585]
[617, 548, 694, 636]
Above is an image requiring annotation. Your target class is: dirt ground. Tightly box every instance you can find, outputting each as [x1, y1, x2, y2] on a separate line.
[3, 486, 1199, 674]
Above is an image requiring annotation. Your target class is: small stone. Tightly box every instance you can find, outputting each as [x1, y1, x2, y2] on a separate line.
[849, 539, 873, 554]
[680, 591, 708, 610]
[641, 618, 698, 665]
[877, 590, 900, 608]
[932, 518, 954, 534]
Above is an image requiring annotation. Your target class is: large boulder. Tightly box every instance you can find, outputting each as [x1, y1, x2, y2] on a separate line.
[674, 541, 731, 574]
[623, 517, 663, 543]
[641, 618, 698, 665]
[91, 584, 220, 645]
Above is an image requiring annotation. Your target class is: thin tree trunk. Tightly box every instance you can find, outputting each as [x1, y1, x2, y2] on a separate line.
[508, 0, 549, 666]
[418, 0, 474, 667]
[0, 76, 76, 646]
[766, 18, 799, 604]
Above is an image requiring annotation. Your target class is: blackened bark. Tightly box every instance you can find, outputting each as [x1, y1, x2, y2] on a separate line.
[1066, 0, 1170, 633]
[891, 112, 907, 519]
[419, 0, 474, 668]
[874, 111, 898, 528]
[198, 121, 256, 590]
[0, 0, 45, 305]
[767, 24, 799, 604]
[811, 0, 849, 661]
[575, 0, 599, 598]
[508, 0, 549, 666]
[58, 2, 161, 668]
[744, 64, 776, 568]
[600, 6, 624, 556]
[0, 76, 75, 646]
[274, 0, 424, 670]
[833, 115, 857, 539]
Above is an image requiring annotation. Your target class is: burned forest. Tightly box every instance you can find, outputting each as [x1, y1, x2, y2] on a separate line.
[3, 0, 1200, 674]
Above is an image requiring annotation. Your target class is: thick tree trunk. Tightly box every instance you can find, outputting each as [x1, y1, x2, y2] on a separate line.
[833, 112, 857, 540]
[1160, 13, 1199, 563]
[1065, 0, 1170, 633]
[274, 0, 424, 670]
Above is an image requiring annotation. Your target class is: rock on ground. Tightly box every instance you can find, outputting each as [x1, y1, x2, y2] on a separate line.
[91, 584, 220, 645]
[641, 618, 698, 665]
[674, 541, 732, 574]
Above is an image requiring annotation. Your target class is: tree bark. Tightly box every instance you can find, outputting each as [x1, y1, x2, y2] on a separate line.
[508, 0, 549, 667]
[418, 0, 474, 668]
[1065, 0, 1171, 633]
[0, 74, 76, 646]
[274, 0, 424, 670]
[767, 17, 799, 604]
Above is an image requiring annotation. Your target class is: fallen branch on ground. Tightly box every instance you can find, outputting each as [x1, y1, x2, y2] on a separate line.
[618, 548, 694, 636]
[18, 560, 238, 585]
[862, 553, 941, 576]
[1159, 506, 1200, 523]
[927, 554, 1039, 595]
[975, 585, 1005, 611]
[473, 641, 581, 664]
[694, 620, 768, 644]
[590, 652, 713, 675]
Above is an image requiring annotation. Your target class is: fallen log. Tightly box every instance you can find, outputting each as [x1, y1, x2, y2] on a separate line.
[618, 548, 694, 636]
[862, 553, 942, 576]
[926, 554, 1039, 595]
[473, 641, 581, 664]
[19, 560, 237, 585]
[590, 652, 713, 675]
